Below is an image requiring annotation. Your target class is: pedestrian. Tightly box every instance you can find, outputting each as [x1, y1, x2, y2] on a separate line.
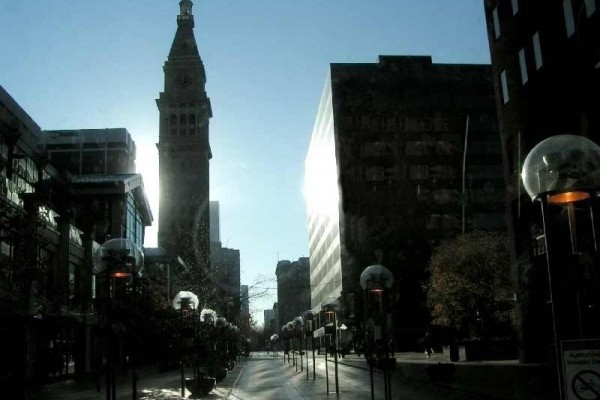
[423, 331, 433, 359]
[388, 338, 395, 358]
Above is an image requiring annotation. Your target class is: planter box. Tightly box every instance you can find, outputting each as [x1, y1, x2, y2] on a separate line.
[185, 376, 215, 397]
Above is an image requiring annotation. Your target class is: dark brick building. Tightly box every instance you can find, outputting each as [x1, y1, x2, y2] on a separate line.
[305, 55, 505, 348]
[483, 0, 600, 362]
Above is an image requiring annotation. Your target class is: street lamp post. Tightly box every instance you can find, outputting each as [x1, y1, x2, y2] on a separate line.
[302, 310, 315, 380]
[294, 317, 304, 373]
[281, 325, 289, 364]
[215, 317, 230, 381]
[360, 264, 394, 400]
[521, 134, 600, 400]
[172, 291, 199, 398]
[321, 296, 341, 395]
[270, 334, 279, 358]
[93, 238, 144, 400]
[287, 321, 296, 368]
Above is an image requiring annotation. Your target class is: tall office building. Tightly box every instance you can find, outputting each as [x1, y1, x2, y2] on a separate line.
[157, 0, 212, 268]
[209, 200, 220, 245]
[40, 128, 136, 175]
[263, 308, 276, 335]
[483, 0, 600, 362]
[209, 200, 241, 322]
[240, 285, 251, 335]
[275, 258, 311, 330]
[305, 55, 504, 346]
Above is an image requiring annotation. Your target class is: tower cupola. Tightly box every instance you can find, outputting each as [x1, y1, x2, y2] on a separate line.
[179, 0, 193, 20]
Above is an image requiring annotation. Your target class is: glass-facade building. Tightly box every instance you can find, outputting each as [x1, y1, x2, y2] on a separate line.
[304, 74, 343, 310]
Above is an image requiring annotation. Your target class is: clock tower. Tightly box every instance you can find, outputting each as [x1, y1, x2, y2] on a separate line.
[156, 0, 212, 269]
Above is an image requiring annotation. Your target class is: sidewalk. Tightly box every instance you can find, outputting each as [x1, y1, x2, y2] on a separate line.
[30, 361, 246, 400]
[320, 349, 557, 400]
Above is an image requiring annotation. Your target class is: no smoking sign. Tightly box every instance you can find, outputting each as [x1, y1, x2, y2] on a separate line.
[562, 340, 600, 400]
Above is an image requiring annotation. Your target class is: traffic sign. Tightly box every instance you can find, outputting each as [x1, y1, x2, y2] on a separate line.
[562, 339, 600, 400]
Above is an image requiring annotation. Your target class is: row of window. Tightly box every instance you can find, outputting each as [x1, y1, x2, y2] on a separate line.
[499, 30, 542, 104]
[168, 113, 197, 136]
[360, 138, 498, 159]
[493, 0, 596, 39]
[124, 193, 144, 248]
[426, 212, 505, 230]
[308, 219, 339, 260]
[492, 0, 519, 39]
[341, 115, 453, 133]
[367, 164, 502, 181]
[496, 0, 597, 104]
[564, 0, 597, 38]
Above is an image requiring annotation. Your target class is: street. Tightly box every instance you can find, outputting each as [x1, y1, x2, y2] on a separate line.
[32, 351, 490, 399]
[226, 352, 483, 400]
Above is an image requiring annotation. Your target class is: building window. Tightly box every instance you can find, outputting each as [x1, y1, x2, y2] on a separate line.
[492, 7, 501, 39]
[585, 0, 597, 17]
[532, 32, 543, 70]
[179, 114, 187, 135]
[563, 0, 575, 38]
[511, 0, 519, 15]
[365, 166, 384, 181]
[500, 70, 509, 104]
[169, 114, 177, 135]
[518, 49, 528, 84]
[188, 113, 196, 135]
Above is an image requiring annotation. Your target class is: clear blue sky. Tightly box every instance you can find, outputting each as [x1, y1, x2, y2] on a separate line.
[0, 0, 490, 326]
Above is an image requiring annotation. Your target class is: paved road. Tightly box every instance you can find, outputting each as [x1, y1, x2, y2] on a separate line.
[226, 352, 483, 400]
[32, 352, 489, 399]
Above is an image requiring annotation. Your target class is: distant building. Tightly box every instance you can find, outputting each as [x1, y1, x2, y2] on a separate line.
[305, 55, 504, 347]
[40, 128, 136, 175]
[142, 247, 188, 303]
[276, 258, 311, 331]
[211, 246, 241, 322]
[483, 0, 600, 362]
[263, 308, 276, 335]
[209, 200, 241, 323]
[156, 0, 212, 269]
[209, 201, 220, 244]
[273, 302, 279, 333]
[240, 285, 250, 335]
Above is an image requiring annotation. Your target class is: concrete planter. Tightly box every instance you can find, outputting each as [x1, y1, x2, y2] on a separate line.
[185, 376, 216, 397]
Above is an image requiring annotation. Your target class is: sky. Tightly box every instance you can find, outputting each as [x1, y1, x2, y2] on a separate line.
[0, 0, 491, 326]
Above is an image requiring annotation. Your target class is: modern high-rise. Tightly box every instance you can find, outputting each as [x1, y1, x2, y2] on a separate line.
[275, 258, 311, 330]
[240, 285, 251, 335]
[209, 200, 241, 322]
[263, 308, 276, 335]
[40, 128, 136, 175]
[209, 200, 220, 244]
[305, 55, 504, 347]
[483, 0, 600, 362]
[157, 0, 212, 269]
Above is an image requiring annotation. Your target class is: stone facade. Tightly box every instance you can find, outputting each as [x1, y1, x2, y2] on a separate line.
[156, 0, 212, 270]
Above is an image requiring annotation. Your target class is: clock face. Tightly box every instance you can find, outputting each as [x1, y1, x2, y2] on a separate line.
[176, 74, 193, 89]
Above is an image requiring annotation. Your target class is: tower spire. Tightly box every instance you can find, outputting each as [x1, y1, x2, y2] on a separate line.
[178, 0, 194, 23]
